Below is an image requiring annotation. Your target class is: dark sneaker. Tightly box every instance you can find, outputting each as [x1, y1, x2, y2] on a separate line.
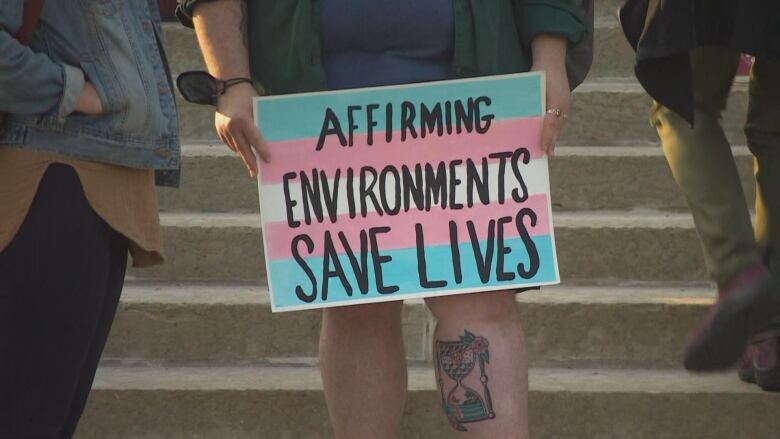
[684, 274, 780, 371]
[753, 337, 780, 392]
[737, 345, 756, 384]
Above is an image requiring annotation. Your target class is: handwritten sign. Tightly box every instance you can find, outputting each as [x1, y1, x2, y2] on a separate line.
[255, 72, 559, 312]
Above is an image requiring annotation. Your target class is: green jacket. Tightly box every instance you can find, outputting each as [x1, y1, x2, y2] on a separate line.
[178, 0, 586, 95]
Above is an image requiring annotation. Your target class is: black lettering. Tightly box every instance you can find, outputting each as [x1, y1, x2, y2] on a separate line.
[489, 151, 513, 204]
[402, 164, 425, 212]
[338, 231, 370, 294]
[467, 219, 495, 284]
[321, 169, 339, 223]
[425, 162, 448, 211]
[283, 172, 300, 228]
[454, 99, 473, 134]
[448, 159, 463, 210]
[379, 165, 401, 215]
[369, 227, 399, 294]
[347, 168, 356, 219]
[322, 231, 352, 300]
[292, 235, 317, 303]
[300, 169, 324, 225]
[366, 103, 379, 146]
[516, 208, 540, 279]
[347, 105, 361, 146]
[420, 102, 444, 138]
[511, 147, 530, 203]
[416, 224, 447, 288]
[449, 221, 462, 284]
[474, 96, 494, 134]
[316, 107, 347, 151]
[466, 158, 490, 207]
[401, 101, 418, 141]
[385, 103, 393, 143]
[496, 216, 515, 281]
[360, 167, 383, 217]
[444, 100, 453, 135]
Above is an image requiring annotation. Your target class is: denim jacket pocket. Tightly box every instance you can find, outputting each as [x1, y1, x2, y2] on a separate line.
[80, 0, 121, 16]
[76, 61, 117, 132]
[80, 56, 158, 136]
[75, 62, 106, 114]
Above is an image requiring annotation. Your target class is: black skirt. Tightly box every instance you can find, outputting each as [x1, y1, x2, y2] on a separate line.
[619, 0, 780, 124]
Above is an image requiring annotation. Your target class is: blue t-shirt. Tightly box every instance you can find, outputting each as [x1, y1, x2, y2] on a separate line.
[320, 0, 454, 90]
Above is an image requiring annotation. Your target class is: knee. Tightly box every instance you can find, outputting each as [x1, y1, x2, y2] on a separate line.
[322, 301, 404, 328]
[425, 291, 518, 325]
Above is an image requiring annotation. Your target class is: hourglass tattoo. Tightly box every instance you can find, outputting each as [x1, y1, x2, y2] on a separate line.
[435, 330, 495, 432]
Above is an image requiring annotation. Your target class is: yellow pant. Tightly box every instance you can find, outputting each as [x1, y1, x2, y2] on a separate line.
[651, 47, 780, 285]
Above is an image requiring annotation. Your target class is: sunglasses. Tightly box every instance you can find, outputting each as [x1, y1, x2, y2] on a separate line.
[176, 70, 254, 106]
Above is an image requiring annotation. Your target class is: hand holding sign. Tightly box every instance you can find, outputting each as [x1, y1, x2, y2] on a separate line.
[215, 82, 271, 177]
[534, 64, 570, 159]
[531, 33, 571, 159]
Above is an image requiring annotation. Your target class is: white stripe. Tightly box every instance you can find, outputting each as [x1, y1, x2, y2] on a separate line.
[258, 158, 550, 224]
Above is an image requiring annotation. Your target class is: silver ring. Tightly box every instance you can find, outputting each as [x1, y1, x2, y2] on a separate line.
[546, 108, 567, 119]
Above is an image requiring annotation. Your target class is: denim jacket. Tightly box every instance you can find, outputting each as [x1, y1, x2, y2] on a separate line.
[0, 0, 180, 186]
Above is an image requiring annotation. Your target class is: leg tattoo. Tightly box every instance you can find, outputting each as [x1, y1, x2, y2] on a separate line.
[435, 330, 495, 432]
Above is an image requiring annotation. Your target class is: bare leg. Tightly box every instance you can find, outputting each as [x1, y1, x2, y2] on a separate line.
[426, 291, 528, 438]
[319, 301, 407, 439]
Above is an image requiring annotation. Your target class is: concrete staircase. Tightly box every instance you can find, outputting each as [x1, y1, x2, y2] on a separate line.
[75, 3, 780, 438]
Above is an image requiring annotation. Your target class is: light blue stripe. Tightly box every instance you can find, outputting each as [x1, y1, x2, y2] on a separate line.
[256, 73, 543, 142]
[269, 234, 556, 309]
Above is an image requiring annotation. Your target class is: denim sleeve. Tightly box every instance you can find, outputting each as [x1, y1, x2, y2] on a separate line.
[0, 1, 85, 119]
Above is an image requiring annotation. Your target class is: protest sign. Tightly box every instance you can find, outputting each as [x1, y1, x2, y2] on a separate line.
[255, 72, 559, 312]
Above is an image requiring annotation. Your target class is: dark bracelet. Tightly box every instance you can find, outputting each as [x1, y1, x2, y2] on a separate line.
[216, 77, 254, 96]
[176, 70, 254, 106]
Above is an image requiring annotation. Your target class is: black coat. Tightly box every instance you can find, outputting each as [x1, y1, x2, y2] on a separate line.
[619, 0, 780, 124]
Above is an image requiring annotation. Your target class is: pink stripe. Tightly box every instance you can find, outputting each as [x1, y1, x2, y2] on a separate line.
[260, 117, 544, 184]
[265, 194, 550, 260]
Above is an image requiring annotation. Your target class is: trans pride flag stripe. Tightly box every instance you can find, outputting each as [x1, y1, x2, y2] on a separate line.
[255, 72, 559, 312]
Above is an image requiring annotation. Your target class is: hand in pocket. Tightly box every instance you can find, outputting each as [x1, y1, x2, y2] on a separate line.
[75, 81, 104, 115]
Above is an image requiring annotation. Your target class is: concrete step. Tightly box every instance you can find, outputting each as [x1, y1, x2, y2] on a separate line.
[76, 364, 780, 439]
[106, 282, 715, 368]
[591, 17, 635, 79]
[567, 79, 748, 145]
[597, 0, 623, 20]
[163, 23, 205, 77]
[128, 211, 707, 283]
[173, 79, 749, 146]
[159, 144, 755, 213]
